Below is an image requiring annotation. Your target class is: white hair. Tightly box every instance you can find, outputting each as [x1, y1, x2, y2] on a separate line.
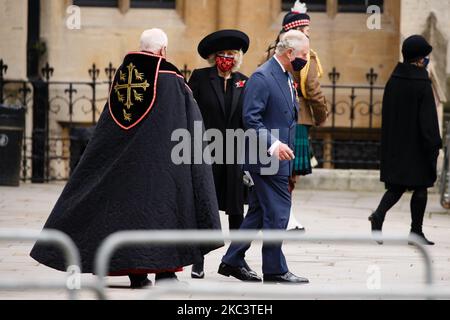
[207, 50, 244, 73]
[139, 28, 168, 54]
[275, 30, 309, 56]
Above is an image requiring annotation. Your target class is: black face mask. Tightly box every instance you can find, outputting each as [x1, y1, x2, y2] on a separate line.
[291, 58, 308, 72]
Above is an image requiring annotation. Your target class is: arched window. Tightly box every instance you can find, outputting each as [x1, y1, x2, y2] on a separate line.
[73, 0, 176, 9]
[282, 0, 327, 12]
[338, 0, 384, 13]
[73, 0, 118, 7]
[130, 0, 176, 9]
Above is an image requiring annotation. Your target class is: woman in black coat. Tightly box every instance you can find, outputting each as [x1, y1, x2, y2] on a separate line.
[369, 35, 442, 245]
[188, 30, 250, 278]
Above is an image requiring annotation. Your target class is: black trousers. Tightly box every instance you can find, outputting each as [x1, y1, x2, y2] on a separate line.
[374, 185, 428, 234]
[228, 214, 244, 230]
[193, 214, 244, 268]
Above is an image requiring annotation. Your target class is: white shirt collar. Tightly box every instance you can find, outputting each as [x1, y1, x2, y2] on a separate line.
[273, 55, 287, 74]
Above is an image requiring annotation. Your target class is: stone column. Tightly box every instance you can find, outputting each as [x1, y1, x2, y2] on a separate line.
[183, 0, 217, 35]
[216, 0, 239, 29]
[118, 0, 130, 14]
[176, 0, 185, 19]
[327, 0, 337, 19]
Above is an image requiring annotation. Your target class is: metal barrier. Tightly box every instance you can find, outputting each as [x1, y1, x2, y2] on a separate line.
[145, 283, 450, 300]
[94, 230, 439, 300]
[0, 229, 103, 300]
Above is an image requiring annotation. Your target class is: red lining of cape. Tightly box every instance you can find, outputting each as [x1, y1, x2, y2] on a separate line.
[109, 267, 183, 277]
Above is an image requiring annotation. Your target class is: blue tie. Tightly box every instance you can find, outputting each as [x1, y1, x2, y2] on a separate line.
[285, 72, 298, 119]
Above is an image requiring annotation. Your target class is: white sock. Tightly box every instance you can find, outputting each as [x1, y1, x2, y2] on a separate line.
[287, 207, 304, 230]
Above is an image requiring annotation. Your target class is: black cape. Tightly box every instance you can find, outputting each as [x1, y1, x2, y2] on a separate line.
[30, 52, 222, 274]
[381, 63, 442, 188]
[188, 67, 248, 216]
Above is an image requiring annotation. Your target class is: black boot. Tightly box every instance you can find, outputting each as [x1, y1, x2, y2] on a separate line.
[129, 274, 152, 289]
[368, 212, 384, 245]
[409, 231, 435, 246]
[191, 260, 205, 279]
[155, 272, 179, 284]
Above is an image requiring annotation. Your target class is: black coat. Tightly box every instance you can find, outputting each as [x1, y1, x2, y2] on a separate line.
[30, 55, 222, 274]
[381, 63, 442, 188]
[188, 67, 248, 216]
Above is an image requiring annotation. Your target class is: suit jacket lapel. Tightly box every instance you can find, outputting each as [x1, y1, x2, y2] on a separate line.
[209, 67, 226, 116]
[270, 59, 295, 118]
[229, 73, 241, 122]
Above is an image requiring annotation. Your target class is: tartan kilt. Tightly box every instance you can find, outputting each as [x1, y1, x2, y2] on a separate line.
[293, 124, 312, 176]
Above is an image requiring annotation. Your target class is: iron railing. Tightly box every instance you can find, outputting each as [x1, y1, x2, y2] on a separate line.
[311, 68, 384, 170]
[0, 58, 383, 181]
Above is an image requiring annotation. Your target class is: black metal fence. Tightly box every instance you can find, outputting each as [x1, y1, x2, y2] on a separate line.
[0, 58, 383, 182]
[311, 67, 384, 170]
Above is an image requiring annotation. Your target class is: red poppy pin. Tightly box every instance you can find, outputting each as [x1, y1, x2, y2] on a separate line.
[235, 80, 246, 88]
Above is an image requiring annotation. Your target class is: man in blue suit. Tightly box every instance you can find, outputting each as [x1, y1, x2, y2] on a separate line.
[218, 30, 311, 284]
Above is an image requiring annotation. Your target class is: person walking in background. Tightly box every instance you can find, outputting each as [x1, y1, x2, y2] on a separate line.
[281, 1, 329, 232]
[188, 30, 250, 279]
[369, 35, 442, 245]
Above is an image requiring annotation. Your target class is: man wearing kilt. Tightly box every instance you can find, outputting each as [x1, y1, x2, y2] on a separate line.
[279, 1, 329, 231]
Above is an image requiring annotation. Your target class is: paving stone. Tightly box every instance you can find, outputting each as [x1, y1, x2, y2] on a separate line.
[0, 183, 449, 300]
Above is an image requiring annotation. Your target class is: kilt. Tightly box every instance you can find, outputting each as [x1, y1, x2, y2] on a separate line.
[293, 124, 312, 176]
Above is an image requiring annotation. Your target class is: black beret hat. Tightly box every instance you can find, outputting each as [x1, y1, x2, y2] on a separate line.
[402, 35, 433, 62]
[198, 30, 250, 60]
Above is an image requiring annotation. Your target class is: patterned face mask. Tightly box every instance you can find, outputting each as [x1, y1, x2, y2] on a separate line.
[216, 55, 235, 73]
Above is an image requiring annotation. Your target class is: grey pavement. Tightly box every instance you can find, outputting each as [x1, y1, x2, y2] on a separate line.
[0, 183, 449, 300]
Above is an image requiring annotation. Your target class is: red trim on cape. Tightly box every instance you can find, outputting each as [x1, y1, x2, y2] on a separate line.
[159, 70, 184, 79]
[109, 267, 183, 277]
[128, 51, 165, 59]
[158, 70, 193, 93]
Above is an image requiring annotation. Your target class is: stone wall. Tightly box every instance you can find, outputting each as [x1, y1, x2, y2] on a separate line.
[0, 0, 27, 79]
[35, 0, 402, 83]
[400, 0, 450, 101]
[2, 0, 449, 184]
[33, 0, 403, 128]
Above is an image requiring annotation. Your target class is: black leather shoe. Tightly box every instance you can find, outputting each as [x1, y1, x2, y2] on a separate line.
[409, 231, 435, 246]
[369, 212, 384, 245]
[243, 261, 258, 277]
[155, 272, 179, 284]
[218, 262, 262, 282]
[263, 272, 309, 285]
[129, 274, 152, 289]
[191, 262, 205, 279]
[289, 226, 306, 233]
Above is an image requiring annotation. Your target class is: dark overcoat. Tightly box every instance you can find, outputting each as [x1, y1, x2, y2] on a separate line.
[188, 67, 248, 216]
[381, 62, 442, 188]
[30, 53, 222, 274]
